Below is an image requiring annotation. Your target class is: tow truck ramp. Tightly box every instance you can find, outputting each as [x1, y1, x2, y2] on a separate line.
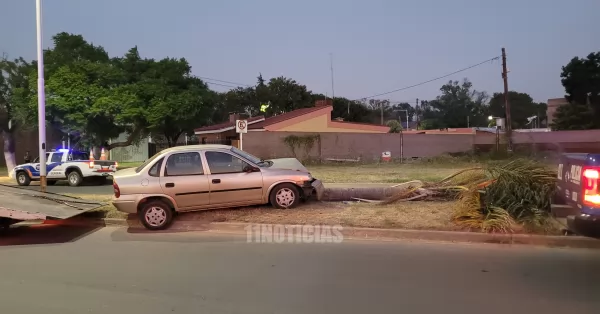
[0, 184, 105, 226]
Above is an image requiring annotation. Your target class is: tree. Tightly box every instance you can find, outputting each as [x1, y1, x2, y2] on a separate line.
[489, 91, 547, 129]
[552, 51, 600, 130]
[425, 79, 489, 128]
[391, 102, 415, 123]
[0, 55, 34, 172]
[142, 59, 215, 147]
[386, 120, 402, 133]
[551, 102, 597, 130]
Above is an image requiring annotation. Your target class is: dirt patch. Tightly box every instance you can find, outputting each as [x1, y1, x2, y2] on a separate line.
[172, 201, 457, 231]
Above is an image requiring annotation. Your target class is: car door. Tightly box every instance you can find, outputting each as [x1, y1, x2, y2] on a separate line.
[31, 153, 51, 177]
[47, 152, 65, 178]
[159, 151, 210, 210]
[204, 150, 264, 206]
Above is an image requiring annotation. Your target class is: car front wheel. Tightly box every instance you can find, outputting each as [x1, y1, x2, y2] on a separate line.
[270, 183, 301, 209]
[138, 201, 173, 230]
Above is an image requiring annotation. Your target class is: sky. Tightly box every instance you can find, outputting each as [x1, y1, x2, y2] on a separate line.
[1, 0, 599, 104]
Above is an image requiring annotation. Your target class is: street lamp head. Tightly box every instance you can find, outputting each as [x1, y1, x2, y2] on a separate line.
[488, 116, 493, 120]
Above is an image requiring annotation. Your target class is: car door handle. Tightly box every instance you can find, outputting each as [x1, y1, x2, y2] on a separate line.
[212, 179, 221, 184]
[165, 183, 175, 188]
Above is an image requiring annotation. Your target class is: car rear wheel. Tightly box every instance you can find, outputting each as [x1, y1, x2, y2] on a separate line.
[138, 201, 173, 230]
[270, 183, 300, 209]
[16, 172, 31, 186]
[67, 171, 83, 187]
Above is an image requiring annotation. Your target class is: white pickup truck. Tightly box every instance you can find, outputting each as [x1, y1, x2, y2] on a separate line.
[9, 149, 117, 187]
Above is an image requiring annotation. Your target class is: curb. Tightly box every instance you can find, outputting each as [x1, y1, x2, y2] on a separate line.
[90, 218, 600, 249]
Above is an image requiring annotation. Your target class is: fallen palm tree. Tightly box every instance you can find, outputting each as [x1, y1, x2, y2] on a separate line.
[354, 159, 557, 232]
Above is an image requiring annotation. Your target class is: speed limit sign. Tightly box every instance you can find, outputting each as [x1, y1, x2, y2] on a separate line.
[236, 120, 248, 134]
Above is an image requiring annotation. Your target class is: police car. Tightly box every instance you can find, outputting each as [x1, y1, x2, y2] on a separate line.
[9, 149, 118, 187]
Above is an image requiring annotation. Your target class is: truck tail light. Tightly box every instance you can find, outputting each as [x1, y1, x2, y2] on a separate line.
[582, 167, 600, 206]
[113, 180, 120, 198]
[89, 161, 95, 169]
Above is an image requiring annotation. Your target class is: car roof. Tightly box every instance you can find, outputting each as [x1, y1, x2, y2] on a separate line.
[160, 144, 233, 154]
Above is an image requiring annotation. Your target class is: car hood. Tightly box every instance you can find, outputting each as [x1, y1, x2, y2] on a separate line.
[266, 158, 309, 172]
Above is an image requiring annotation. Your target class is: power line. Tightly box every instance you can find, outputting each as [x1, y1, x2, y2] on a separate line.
[206, 82, 240, 88]
[355, 56, 500, 100]
[199, 76, 252, 87]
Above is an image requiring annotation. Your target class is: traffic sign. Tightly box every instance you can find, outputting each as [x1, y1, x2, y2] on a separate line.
[236, 119, 248, 134]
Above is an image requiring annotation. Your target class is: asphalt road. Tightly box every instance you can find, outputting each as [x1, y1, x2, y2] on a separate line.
[1, 225, 600, 313]
[0, 180, 393, 196]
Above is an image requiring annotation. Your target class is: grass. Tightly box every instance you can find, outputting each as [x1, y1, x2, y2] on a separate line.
[307, 162, 475, 183]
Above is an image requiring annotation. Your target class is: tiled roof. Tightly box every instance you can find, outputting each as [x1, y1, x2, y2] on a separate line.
[248, 106, 328, 129]
[194, 116, 265, 133]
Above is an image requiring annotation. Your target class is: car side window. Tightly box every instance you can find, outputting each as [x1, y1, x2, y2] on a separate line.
[51, 153, 63, 163]
[205, 151, 249, 174]
[148, 157, 164, 177]
[164, 153, 203, 176]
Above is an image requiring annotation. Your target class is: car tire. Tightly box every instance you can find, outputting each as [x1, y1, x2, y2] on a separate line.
[67, 170, 83, 187]
[138, 200, 174, 230]
[47, 180, 57, 186]
[16, 171, 31, 186]
[270, 183, 301, 209]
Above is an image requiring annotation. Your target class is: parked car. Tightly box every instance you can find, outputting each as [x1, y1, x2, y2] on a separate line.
[555, 153, 600, 237]
[10, 149, 117, 187]
[111, 145, 324, 230]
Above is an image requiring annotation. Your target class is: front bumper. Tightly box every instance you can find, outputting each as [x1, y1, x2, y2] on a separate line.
[301, 179, 325, 201]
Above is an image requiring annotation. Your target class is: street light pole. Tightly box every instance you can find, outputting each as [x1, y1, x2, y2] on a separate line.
[36, 0, 47, 192]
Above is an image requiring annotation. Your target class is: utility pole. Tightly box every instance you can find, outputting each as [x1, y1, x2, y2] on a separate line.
[415, 98, 419, 129]
[501, 47, 512, 152]
[330, 53, 335, 100]
[380, 102, 384, 125]
[36, 0, 47, 192]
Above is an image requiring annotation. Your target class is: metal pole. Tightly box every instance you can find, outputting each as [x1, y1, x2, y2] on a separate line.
[239, 132, 243, 150]
[36, 0, 47, 192]
[400, 130, 404, 163]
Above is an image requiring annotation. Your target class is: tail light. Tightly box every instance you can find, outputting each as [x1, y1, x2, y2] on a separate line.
[582, 167, 600, 206]
[113, 180, 120, 198]
[89, 161, 95, 169]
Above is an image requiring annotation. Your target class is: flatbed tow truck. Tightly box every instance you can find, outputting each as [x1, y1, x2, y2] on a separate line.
[0, 184, 105, 230]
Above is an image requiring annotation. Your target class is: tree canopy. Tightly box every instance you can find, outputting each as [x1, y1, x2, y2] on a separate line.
[552, 52, 600, 130]
[489, 91, 547, 129]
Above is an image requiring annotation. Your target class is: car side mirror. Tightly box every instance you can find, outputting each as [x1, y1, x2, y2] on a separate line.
[243, 165, 259, 173]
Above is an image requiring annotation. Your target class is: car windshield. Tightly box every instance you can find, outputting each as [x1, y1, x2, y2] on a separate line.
[230, 147, 270, 166]
[135, 152, 162, 173]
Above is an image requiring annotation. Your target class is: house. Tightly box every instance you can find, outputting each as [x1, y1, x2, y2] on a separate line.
[194, 115, 265, 143]
[194, 100, 389, 140]
[547, 97, 568, 126]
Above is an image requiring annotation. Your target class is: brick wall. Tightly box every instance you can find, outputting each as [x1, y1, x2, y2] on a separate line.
[242, 131, 474, 160]
[242, 130, 600, 160]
